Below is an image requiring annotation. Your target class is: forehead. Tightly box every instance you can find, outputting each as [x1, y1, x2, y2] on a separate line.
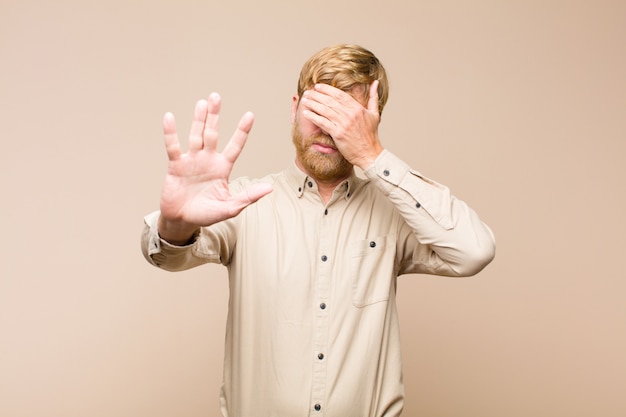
[304, 84, 366, 103]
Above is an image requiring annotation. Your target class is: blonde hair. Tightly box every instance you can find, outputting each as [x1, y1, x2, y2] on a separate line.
[297, 44, 389, 115]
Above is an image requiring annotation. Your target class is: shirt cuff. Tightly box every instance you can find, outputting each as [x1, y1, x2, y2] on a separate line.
[364, 150, 454, 230]
[143, 211, 198, 258]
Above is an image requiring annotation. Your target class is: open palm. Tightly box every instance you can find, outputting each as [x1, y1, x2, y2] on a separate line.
[159, 93, 272, 241]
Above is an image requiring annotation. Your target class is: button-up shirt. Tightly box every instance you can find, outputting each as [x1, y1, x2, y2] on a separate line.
[142, 150, 495, 417]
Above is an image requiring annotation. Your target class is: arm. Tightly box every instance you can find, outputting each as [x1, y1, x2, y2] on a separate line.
[365, 150, 495, 276]
[141, 93, 273, 269]
[300, 82, 495, 276]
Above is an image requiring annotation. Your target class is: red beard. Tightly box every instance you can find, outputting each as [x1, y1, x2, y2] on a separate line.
[291, 124, 353, 182]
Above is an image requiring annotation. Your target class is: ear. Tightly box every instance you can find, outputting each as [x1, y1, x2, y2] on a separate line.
[290, 94, 299, 124]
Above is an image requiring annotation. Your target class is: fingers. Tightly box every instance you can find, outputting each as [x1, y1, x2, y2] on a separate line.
[165, 93, 252, 163]
[302, 106, 334, 134]
[188, 99, 209, 152]
[163, 112, 182, 161]
[305, 83, 378, 114]
[302, 83, 380, 129]
[301, 84, 361, 122]
[183, 93, 222, 154]
[311, 83, 345, 103]
[301, 86, 348, 135]
[203, 93, 221, 151]
[222, 111, 254, 163]
[303, 86, 343, 118]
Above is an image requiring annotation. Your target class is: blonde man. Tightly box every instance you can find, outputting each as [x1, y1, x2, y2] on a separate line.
[142, 44, 495, 417]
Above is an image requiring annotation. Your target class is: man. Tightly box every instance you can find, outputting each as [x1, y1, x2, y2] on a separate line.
[142, 44, 495, 417]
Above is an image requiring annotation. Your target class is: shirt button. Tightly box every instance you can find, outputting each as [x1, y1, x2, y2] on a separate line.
[320, 303, 327, 310]
[383, 169, 390, 176]
[308, 181, 313, 187]
[318, 353, 324, 360]
[324, 209, 328, 215]
[416, 202, 421, 208]
[321, 255, 328, 262]
[314, 404, 321, 411]
[369, 241, 376, 248]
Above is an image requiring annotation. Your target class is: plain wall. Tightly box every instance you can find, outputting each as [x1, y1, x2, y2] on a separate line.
[1, 0, 625, 416]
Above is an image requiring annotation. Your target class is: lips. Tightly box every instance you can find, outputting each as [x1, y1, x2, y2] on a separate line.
[312, 142, 337, 154]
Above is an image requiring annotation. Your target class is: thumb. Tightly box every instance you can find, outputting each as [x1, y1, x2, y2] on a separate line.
[230, 183, 274, 214]
[367, 80, 380, 114]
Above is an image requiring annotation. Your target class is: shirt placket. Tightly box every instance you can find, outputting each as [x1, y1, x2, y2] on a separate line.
[310, 203, 332, 416]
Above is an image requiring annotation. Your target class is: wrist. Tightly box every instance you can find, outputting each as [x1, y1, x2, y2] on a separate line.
[354, 145, 384, 170]
[157, 215, 200, 246]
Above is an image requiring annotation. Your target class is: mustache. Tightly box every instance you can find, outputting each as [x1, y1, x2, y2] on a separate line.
[308, 134, 336, 148]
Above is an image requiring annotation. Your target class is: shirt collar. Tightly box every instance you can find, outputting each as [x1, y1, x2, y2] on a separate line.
[285, 160, 365, 200]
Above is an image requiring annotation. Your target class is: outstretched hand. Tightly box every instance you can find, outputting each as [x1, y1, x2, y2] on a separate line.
[158, 93, 273, 244]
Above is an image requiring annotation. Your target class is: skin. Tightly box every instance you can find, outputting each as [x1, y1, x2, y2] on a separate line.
[157, 93, 273, 244]
[292, 81, 384, 201]
[157, 81, 384, 244]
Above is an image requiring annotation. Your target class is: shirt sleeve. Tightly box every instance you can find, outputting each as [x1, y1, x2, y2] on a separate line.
[363, 150, 496, 277]
[141, 210, 233, 272]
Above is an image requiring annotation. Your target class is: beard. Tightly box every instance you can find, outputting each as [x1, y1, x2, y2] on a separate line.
[291, 123, 353, 183]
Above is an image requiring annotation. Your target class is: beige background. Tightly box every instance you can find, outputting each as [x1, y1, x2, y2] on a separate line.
[1, 0, 625, 416]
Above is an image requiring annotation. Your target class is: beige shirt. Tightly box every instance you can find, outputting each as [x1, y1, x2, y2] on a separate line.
[142, 150, 495, 417]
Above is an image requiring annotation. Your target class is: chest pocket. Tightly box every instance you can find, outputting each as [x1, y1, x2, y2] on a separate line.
[350, 235, 396, 307]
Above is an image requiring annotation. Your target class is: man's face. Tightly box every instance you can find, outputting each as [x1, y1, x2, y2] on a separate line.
[290, 91, 353, 183]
